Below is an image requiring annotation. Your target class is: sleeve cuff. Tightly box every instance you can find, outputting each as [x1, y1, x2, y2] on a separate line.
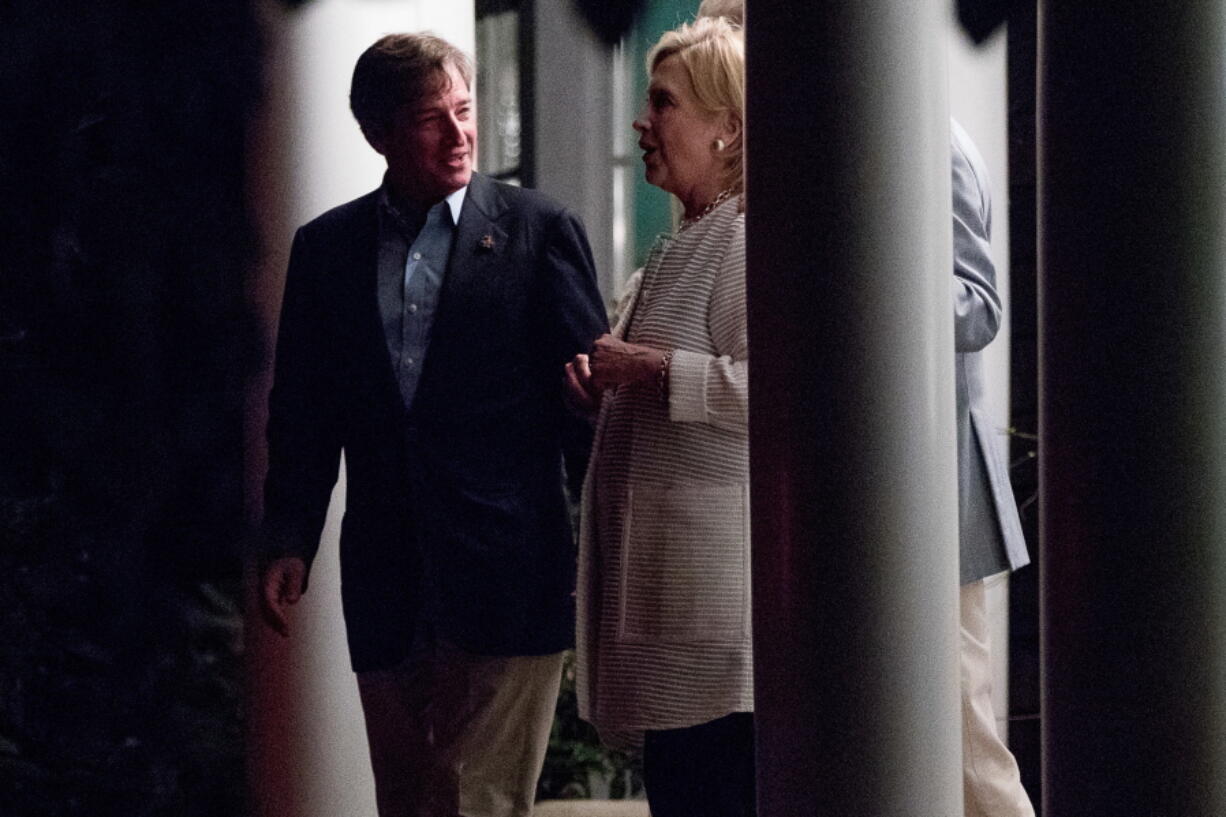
[667, 348, 709, 423]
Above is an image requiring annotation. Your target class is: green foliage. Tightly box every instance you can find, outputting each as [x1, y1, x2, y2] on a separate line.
[537, 651, 643, 800]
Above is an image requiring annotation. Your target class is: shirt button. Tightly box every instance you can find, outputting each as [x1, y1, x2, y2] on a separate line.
[412, 252, 422, 260]
[406, 357, 414, 367]
[408, 303, 418, 314]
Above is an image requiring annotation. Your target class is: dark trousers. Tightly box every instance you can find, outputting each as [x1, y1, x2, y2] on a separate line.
[643, 712, 756, 817]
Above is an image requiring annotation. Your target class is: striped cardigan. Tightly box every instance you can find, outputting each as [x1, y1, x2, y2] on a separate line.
[576, 197, 752, 749]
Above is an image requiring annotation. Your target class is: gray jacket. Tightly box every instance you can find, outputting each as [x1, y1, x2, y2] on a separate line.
[952, 119, 1030, 584]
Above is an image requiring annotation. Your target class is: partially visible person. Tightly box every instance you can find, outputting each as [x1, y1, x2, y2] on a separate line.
[564, 15, 753, 817]
[697, 0, 743, 24]
[950, 117, 1035, 817]
[258, 32, 607, 817]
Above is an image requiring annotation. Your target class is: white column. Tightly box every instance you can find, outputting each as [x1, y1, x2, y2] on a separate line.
[747, 1, 962, 813]
[246, 3, 473, 816]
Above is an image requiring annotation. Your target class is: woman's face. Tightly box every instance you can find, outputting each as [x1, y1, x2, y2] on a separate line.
[633, 55, 729, 213]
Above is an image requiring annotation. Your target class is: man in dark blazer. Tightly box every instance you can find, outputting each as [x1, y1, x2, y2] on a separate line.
[257, 33, 608, 817]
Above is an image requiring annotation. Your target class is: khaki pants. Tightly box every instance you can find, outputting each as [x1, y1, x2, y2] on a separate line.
[961, 578, 1036, 817]
[357, 640, 564, 817]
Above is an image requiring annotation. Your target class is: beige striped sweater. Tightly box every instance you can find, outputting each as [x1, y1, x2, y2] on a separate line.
[576, 196, 752, 750]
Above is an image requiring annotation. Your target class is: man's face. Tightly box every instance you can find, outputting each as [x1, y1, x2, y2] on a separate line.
[372, 61, 476, 207]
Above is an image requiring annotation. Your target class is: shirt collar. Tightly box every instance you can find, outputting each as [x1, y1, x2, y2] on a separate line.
[442, 186, 467, 226]
[379, 182, 468, 228]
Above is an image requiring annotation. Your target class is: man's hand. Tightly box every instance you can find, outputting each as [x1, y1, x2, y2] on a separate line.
[260, 556, 307, 638]
[587, 334, 667, 391]
[564, 353, 602, 415]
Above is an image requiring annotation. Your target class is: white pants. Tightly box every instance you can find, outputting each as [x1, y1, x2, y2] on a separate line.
[357, 640, 564, 817]
[961, 578, 1036, 817]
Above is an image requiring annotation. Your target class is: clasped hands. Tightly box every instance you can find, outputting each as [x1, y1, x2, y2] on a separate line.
[564, 333, 668, 414]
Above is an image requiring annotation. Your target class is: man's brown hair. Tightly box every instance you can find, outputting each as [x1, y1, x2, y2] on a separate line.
[349, 33, 475, 140]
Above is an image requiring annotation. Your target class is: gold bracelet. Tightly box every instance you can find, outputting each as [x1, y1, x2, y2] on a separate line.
[657, 351, 673, 404]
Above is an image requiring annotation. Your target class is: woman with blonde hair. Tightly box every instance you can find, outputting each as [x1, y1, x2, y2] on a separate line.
[564, 16, 753, 817]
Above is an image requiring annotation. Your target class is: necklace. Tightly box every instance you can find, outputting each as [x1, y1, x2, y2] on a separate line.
[677, 187, 734, 233]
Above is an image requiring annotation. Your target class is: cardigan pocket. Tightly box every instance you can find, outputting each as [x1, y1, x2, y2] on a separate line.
[615, 482, 751, 644]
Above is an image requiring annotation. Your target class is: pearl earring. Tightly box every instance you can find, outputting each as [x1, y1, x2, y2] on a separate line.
[713, 138, 726, 152]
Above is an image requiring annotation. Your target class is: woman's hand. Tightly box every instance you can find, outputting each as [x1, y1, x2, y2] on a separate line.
[588, 333, 667, 391]
[564, 353, 602, 415]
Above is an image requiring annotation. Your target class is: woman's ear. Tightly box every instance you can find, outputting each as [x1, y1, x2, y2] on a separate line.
[719, 110, 743, 148]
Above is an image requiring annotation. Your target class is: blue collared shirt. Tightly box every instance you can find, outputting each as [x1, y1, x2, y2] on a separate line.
[376, 186, 467, 410]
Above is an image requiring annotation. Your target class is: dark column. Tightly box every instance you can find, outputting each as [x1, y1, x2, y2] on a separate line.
[1005, 4, 1043, 808]
[746, 3, 962, 814]
[1039, 6, 1226, 815]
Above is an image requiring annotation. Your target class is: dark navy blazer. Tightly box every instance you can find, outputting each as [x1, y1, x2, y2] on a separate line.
[262, 173, 608, 671]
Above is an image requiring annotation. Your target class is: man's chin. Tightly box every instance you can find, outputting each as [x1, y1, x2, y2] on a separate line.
[443, 167, 472, 191]
[415, 170, 470, 202]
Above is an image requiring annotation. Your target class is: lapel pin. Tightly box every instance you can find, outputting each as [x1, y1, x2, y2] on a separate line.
[479, 234, 496, 251]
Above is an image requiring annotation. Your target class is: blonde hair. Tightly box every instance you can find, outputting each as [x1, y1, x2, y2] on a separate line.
[696, 0, 744, 26]
[648, 17, 745, 195]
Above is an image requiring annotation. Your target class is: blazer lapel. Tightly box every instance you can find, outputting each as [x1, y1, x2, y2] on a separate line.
[445, 173, 509, 297]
